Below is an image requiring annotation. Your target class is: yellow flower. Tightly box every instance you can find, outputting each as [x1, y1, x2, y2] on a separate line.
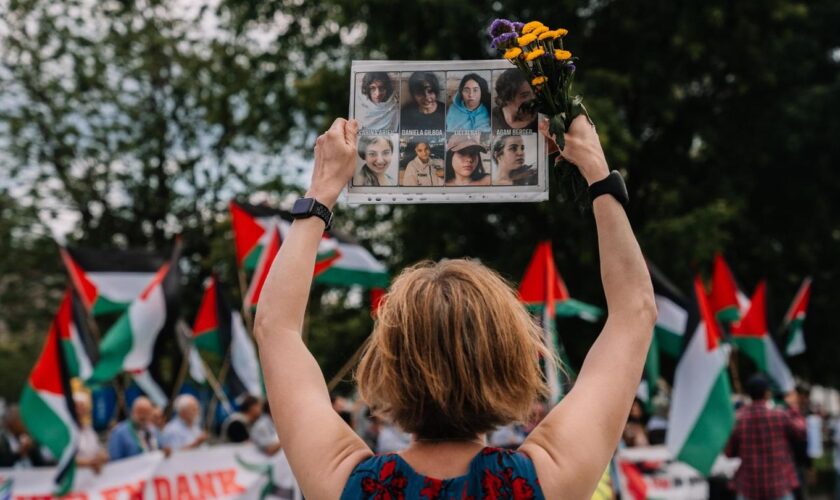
[521, 21, 544, 34]
[503, 47, 523, 60]
[531, 26, 549, 36]
[538, 29, 562, 41]
[532, 76, 548, 85]
[554, 49, 572, 60]
[524, 48, 546, 61]
[518, 33, 537, 46]
[556, 28, 569, 36]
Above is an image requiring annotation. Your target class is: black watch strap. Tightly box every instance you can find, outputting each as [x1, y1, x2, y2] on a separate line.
[588, 171, 629, 207]
[291, 197, 334, 230]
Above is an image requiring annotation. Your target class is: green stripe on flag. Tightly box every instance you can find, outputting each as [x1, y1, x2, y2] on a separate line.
[88, 313, 134, 384]
[655, 326, 684, 358]
[675, 370, 735, 476]
[91, 295, 131, 316]
[732, 337, 767, 372]
[716, 306, 740, 325]
[60, 340, 80, 379]
[194, 330, 223, 356]
[315, 267, 390, 289]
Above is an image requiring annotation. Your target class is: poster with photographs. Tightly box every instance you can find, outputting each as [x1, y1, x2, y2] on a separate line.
[348, 60, 548, 204]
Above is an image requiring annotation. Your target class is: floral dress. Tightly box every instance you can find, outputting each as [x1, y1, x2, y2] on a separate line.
[340, 447, 545, 500]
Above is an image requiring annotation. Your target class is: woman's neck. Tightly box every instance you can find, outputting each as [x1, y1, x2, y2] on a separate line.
[397, 435, 487, 479]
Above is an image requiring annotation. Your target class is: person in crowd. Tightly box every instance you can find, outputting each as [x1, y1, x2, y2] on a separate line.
[645, 396, 669, 446]
[254, 116, 656, 499]
[251, 401, 282, 456]
[162, 394, 207, 451]
[107, 396, 164, 461]
[491, 134, 537, 185]
[444, 134, 491, 186]
[400, 72, 445, 131]
[446, 73, 491, 131]
[221, 395, 262, 443]
[401, 141, 444, 187]
[252, 402, 299, 499]
[621, 398, 649, 447]
[726, 374, 806, 500]
[492, 68, 538, 132]
[74, 393, 108, 472]
[356, 72, 398, 131]
[352, 135, 396, 187]
[0, 404, 46, 467]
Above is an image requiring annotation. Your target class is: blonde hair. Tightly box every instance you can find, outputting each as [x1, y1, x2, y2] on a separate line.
[355, 259, 553, 439]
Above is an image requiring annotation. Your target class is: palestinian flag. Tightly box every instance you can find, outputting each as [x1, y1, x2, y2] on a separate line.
[519, 241, 599, 402]
[314, 230, 390, 289]
[60, 246, 165, 316]
[707, 253, 750, 325]
[639, 263, 690, 412]
[730, 282, 795, 393]
[666, 276, 735, 476]
[230, 201, 341, 275]
[231, 200, 388, 289]
[87, 243, 181, 393]
[193, 276, 262, 398]
[782, 278, 812, 357]
[55, 288, 98, 380]
[519, 241, 603, 322]
[20, 303, 79, 495]
[243, 223, 281, 311]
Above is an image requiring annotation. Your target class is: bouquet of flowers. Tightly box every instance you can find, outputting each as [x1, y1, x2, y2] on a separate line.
[489, 19, 593, 202]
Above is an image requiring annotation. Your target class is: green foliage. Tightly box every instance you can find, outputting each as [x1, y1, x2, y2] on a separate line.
[2, 0, 840, 401]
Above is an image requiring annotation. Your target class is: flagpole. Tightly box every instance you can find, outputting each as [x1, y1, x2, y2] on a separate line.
[327, 338, 369, 391]
[167, 351, 190, 419]
[201, 356, 233, 433]
[238, 269, 255, 335]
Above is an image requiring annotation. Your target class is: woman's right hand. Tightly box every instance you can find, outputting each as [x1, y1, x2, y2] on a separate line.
[307, 118, 359, 209]
[539, 115, 610, 185]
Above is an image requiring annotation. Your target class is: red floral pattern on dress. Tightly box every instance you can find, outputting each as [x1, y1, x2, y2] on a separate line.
[344, 448, 542, 500]
[360, 459, 408, 500]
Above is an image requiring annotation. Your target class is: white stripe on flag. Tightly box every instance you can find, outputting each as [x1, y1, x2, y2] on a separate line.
[655, 294, 688, 336]
[131, 370, 169, 407]
[231, 312, 263, 398]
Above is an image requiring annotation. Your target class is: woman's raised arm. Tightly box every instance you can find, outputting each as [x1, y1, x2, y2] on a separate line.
[521, 116, 657, 499]
[254, 118, 372, 500]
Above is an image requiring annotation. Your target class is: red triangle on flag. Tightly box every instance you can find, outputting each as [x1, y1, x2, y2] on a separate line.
[244, 225, 282, 310]
[518, 241, 570, 305]
[230, 201, 267, 267]
[29, 310, 65, 396]
[708, 253, 740, 317]
[783, 278, 812, 325]
[193, 277, 219, 337]
[731, 281, 768, 338]
[694, 276, 723, 351]
[60, 248, 99, 311]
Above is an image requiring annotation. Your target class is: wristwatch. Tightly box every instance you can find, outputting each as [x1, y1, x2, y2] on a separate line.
[290, 197, 333, 230]
[588, 171, 629, 207]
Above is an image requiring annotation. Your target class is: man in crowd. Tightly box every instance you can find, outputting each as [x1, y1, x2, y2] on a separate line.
[0, 404, 46, 467]
[74, 393, 108, 471]
[221, 395, 262, 443]
[726, 374, 806, 500]
[107, 396, 164, 461]
[162, 394, 207, 451]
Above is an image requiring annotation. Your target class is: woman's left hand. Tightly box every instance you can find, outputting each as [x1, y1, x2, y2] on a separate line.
[307, 118, 359, 209]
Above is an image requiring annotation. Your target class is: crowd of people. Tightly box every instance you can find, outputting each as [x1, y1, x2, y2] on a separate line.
[619, 374, 840, 499]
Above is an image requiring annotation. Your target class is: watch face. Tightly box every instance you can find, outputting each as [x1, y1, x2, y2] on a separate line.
[291, 198, 316, 216]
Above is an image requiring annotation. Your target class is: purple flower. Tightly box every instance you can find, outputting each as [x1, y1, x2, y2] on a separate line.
[566, 63, 576, 74]
[512, 22, 525, 34]
[488, 19, 514, 38]
[491, 32, 518, 49]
